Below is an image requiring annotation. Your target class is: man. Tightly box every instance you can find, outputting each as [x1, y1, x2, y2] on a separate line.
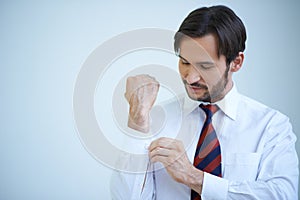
[111, 5, 299, 199]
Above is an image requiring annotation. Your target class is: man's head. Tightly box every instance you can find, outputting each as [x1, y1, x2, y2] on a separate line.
[174, 5, 246, 102]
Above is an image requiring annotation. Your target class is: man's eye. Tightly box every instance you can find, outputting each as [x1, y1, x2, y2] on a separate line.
[199, 64, 214, 69]
[181, 60, 190, 65]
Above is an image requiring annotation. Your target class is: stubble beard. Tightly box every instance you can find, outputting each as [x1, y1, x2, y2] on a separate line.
[184, 67, 230, 103]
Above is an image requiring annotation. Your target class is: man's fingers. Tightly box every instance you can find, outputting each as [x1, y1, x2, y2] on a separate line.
[149, 148, 173, 166]
[150, 155, 170, 166]
[149, 146, 170, 158]
[148, 137, 178, 152]
[124, 74, 159, 102]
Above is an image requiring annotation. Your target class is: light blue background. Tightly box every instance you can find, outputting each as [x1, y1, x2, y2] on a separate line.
[1, 0, 299, 199]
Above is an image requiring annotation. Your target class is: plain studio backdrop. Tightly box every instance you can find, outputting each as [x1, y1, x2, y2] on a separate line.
[0, 0, 299, 199]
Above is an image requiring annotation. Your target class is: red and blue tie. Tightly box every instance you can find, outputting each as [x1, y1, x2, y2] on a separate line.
[191, 104, 222, 200]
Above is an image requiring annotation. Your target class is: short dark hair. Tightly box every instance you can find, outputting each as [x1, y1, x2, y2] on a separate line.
[174, 5, 246, 66]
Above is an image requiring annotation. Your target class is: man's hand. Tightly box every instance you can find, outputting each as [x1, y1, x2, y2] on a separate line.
[149, 137, 204, 195]
[125, 74, 159, 133]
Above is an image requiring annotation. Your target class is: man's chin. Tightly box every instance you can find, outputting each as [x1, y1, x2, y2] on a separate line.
[186, 91, 211, 102]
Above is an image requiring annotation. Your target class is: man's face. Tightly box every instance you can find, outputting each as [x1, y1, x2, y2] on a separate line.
[178, 34, 232, 103]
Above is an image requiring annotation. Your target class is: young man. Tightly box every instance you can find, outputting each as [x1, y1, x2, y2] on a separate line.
[111, 5, 299, 199]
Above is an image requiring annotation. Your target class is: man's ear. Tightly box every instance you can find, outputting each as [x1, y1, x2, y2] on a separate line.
[230, 52, 244, 72]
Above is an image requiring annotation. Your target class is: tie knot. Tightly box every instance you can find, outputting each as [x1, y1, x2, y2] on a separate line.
[199, 104, 219, 118]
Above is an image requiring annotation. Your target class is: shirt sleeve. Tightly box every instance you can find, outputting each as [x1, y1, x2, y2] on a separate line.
[201, 113, 299, 200]
[110, 168, 155, 200]
[110, 138, 154, 200]
[201, 172, 229, 199]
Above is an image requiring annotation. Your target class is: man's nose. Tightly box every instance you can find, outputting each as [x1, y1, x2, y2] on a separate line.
[185, 66, 201, 84]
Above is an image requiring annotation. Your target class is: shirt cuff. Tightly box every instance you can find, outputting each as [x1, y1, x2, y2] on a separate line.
[201, 172, 229, 200]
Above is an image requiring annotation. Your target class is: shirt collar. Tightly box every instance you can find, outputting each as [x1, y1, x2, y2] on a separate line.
[216, 85, 239, 120]
[182, 84, 240, 120]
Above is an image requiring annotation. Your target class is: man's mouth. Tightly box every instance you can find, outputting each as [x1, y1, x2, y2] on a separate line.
[185, 82, 208, 91]
[187, 84, 207, 89]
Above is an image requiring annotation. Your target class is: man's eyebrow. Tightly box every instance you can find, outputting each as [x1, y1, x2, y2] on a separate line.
[178, 55, 189, 63]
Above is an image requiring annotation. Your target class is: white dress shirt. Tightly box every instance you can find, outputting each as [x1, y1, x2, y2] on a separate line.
[110, 85, 299, 200]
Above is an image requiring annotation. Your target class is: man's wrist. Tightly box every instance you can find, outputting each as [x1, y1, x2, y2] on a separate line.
[128, 106, 150, 133]
[184, 166, 204, 195]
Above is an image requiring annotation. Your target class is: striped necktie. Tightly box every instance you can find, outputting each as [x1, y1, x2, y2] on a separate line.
[191, 104, 222, 200]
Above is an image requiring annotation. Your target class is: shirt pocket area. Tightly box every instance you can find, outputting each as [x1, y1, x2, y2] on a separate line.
[223, 153, 261, 181]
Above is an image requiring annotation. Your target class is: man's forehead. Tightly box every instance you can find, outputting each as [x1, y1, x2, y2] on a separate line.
[179, 35, 218, 62]
[179, 43, 214, 63]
